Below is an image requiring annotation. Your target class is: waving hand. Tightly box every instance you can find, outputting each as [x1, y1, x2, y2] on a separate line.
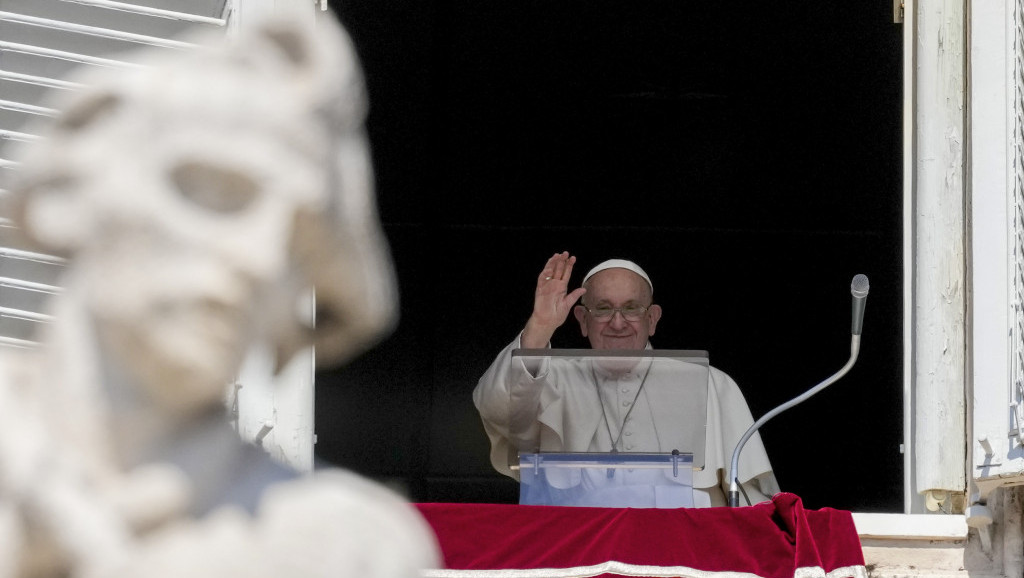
[521, 252, 587, 348]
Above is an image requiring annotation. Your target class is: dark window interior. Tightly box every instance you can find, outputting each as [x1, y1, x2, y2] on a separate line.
[316, 1, 904, 512]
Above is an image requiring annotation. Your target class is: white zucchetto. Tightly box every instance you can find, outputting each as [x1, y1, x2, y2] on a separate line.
[581, 259, 653, 293]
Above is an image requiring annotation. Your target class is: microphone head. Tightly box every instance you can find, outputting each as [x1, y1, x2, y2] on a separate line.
[851, 274, 870, 298]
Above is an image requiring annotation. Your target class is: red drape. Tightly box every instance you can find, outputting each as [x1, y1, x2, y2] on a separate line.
[416, 493, 865, 578]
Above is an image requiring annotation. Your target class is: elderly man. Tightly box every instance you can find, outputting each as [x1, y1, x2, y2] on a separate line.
[474, 252, 778, 507]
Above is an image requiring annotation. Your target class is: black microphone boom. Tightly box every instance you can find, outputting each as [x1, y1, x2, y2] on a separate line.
[727, 274, 870, 507]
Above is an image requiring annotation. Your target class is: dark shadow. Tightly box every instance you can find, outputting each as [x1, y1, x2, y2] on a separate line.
[318, 0, 904, 513]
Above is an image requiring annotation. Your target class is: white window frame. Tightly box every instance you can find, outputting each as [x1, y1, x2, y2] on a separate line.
[864, 0, 1020, 555]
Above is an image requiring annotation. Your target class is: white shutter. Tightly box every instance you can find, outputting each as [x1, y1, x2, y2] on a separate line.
[1013, 0, 1024, 467]
[970, 0, 1024, 503]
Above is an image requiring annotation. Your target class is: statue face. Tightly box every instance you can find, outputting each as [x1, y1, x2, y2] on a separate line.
[12, 19, 396, 416]
[73, 118, 325, 414]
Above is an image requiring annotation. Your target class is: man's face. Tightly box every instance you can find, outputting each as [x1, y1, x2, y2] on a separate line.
[572, 268, 662, 350]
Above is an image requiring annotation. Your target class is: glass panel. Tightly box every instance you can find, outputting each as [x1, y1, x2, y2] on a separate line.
[507, 348, 709, 476]
[517, 451, 694, 508]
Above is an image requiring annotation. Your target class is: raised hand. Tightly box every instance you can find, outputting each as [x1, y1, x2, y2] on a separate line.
[521, 252, 587, 348]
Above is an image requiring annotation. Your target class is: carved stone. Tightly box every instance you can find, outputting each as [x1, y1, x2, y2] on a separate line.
[0, 13, 436, 578]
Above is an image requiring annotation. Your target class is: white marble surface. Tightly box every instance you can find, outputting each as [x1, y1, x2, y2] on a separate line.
[0, 12, 436, 578]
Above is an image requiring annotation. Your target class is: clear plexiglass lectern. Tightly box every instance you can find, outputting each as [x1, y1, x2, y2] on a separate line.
[509, 349, 709, 508]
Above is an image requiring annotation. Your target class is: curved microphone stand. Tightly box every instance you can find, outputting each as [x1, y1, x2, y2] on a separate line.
[727, 274, 869, 507]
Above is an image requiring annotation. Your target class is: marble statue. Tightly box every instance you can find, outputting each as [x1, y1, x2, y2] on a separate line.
[0, 13, 437, 578]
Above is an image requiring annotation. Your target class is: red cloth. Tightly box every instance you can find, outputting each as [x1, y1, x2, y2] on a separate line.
[416, 493, 865, 578]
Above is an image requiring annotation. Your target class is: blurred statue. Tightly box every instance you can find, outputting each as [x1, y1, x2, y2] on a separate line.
[0, 13, 437, 578]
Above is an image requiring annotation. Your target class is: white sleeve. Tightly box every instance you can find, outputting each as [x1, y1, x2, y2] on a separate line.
[472, 334, 550, 478]
[698, 367, 777, 494]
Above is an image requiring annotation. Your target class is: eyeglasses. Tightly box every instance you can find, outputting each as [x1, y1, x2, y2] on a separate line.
[584, 305, 650, 322]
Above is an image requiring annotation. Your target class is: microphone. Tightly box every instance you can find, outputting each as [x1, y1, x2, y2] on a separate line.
[727, 274, 870, 507]
[851, 274, 869, 336]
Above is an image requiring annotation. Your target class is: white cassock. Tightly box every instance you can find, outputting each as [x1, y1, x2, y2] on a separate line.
[473, 334, 779, 507]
